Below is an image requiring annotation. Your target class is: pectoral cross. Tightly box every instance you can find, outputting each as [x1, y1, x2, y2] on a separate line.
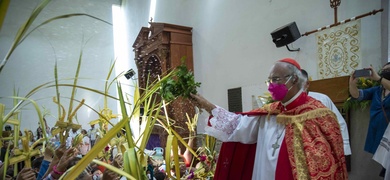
[272, 129, 284, 156]
[272, 142, 280, 156]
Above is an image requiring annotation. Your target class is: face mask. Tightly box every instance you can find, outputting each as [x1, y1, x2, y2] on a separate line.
[93, 174, 102, 180]
[380, 69, 390, 80]
[268, 76, 293, 101]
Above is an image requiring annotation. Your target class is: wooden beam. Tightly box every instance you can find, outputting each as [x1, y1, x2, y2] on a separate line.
[302, 9, 383, 37]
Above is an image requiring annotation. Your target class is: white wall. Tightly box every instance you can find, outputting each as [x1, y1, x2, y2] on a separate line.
[0, 0, 120, 131]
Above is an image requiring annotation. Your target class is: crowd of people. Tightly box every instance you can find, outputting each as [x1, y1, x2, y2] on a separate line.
[0, 121, 177, 180]
[0, 123, 108, 180]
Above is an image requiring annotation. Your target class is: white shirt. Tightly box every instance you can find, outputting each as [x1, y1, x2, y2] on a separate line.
[88, 128, 98, 141]
[308, 91, 352, 155]
[69, 130, 80, 139]
[80, 136, 91, 155]
[67, 130, 80, 148]
[66, 136, 73, 148]
[205, 106, 282, 180]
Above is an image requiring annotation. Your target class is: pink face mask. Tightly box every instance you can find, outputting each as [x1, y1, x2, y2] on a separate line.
[267, 76, 292, 101]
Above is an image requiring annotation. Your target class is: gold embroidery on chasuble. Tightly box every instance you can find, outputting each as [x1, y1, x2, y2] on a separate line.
[316, 19, 361, 79]
[252, 103, 281, 119]
[276, 99, 347, 179]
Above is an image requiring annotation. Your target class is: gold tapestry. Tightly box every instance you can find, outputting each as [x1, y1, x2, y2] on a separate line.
[316, 20, 361, 79]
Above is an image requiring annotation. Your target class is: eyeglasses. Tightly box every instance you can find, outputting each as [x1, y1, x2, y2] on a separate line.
[265, 75, 292, 86]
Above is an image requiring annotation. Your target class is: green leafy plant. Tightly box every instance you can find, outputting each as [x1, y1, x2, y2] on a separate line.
[160, 57, 201, 101]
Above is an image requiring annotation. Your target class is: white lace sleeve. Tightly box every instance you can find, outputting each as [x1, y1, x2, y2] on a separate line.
[209, 106, 241, 134]
[204, 106, 260, 143]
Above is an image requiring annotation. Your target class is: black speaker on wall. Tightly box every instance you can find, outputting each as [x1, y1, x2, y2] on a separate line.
[270, 22, 301, 51]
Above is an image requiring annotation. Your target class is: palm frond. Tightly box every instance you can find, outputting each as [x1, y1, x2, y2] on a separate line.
[0, 0, 52, 74]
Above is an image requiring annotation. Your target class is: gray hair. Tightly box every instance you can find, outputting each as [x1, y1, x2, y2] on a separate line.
[275, 61, 305, 89]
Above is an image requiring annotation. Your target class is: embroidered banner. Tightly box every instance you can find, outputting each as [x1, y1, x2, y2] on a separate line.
[316, 20, 361, 79]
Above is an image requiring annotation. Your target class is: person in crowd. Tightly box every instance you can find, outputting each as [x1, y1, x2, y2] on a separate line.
[28, 130, 35, 146]
[374, 121, 390, 179]
[154, 171, 166, 180]
[49, 127, 61, 148]
[37, 142, 55, 179]
[349, 62, 390, 177]
[69, 128, 80, 139]
[190, 58, 347, 179]
[32, 156, 44, 177]
[91, 167, 103, 180]
[16, 167, 37, 180]
[349, 63, 390, 154]
[37, 118, 51, 139]
[301, 69, 352, 155]
[87, 124, 98, 147]
[41, 143, 67, 179]
[4, 125, 12, 132]
[79, 129, 91, 157]
[0, 140, 9, 163]
[37, 124, 43, 140]
[0, 164, 14, 180]
[66, 128, 80, 148]
[3, 125, 12, 138]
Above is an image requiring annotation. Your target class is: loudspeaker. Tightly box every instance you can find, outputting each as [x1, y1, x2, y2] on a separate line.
[124, 69, 136, 79]
[271, 22, 301, 48]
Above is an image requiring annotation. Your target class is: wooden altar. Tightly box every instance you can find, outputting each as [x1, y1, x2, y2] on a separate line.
[132, 22, 195, 148]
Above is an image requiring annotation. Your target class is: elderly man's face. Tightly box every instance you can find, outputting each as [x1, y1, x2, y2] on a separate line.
[267, 64, 293, 86]
[267, 63, 298, 102]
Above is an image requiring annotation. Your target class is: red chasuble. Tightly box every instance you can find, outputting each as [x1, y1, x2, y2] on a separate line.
[212, 92, 347, 180]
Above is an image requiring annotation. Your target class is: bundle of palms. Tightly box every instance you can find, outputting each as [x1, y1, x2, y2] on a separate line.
[9, 130, 45, 168]
[61, 71, 174, 179]
[90, 60, 119, 140]
[189, 135, 217, 179]
[0, 95, 49, 179]
[61, 66, 202, 179]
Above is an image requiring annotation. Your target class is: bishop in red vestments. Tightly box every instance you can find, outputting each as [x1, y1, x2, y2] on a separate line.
[191, 58, 347, 180]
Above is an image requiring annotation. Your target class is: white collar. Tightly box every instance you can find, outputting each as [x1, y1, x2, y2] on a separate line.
[282, 89, 304, 107]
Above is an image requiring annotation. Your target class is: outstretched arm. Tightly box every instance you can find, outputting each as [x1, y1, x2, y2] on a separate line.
[182, 137, 194, 166]
[349, 71, 360, 98]
[190, 94, 216, 114]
